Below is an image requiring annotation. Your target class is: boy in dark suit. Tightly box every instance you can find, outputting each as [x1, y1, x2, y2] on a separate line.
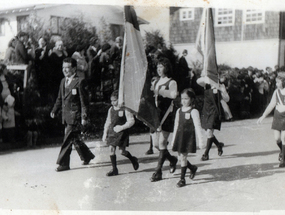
[51, 57, 95, 172]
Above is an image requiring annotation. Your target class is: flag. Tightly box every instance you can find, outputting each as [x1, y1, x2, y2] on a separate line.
[196, 8, 219, 87]
[118, 5, 159, 130]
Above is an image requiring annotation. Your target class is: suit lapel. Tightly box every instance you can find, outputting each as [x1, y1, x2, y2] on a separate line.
[64, 75, 79, 99]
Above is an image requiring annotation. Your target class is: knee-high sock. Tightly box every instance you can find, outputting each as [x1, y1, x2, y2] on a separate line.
[282, 145, 285, 162]
[187, 160, 195, 171]
[204, 138, 213, 155]
[180, 166, 187, 179]
[212, 136, 221, 147]
[122, 151, 137, 166]
[110, 155, 117, 170]
[164, 149, 177, 164]
[155, 149, 167, 172]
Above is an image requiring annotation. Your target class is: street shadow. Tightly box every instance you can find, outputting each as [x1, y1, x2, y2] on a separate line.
[129, 141, 149, 146]
[230, 150, 280, 158]
[193, 162, 284, 184]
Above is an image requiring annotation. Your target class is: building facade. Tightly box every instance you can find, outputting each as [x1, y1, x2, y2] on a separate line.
[170, 7, 285, 70]
[0, 4, 148, 59]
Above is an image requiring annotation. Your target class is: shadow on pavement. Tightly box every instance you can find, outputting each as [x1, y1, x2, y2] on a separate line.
[231, 150, 280, 158]
[194, 162, 284, 184]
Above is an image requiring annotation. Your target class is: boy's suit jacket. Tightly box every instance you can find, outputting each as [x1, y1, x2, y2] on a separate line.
[52, 74, 88, 125]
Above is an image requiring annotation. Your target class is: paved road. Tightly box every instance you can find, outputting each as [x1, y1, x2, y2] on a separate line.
[1, 117, 285, 214]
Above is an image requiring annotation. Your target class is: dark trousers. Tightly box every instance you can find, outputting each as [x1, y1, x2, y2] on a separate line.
[56, 124, 94, 166]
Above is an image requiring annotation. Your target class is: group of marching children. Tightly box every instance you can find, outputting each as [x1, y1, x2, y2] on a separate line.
[102, 56, 285, 187]
[102, 57, 229, 188]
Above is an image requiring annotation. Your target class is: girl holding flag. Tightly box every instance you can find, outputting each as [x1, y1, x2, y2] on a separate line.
[150, 57, 178, 182]
[197, 77, 225, 161]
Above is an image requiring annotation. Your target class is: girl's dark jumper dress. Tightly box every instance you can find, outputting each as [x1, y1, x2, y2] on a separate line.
[106, 107, 129, 148]
[201, 87, 222, 130]
[272, 89, 285, 130]
[172, 108, 196, 153]
[154, 79, 175, 132]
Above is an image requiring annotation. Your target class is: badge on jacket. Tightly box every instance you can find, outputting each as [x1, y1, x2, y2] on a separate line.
[185, 113, 190, 120]
[72, 89, 77, 95]
[118, 111, 124, 117]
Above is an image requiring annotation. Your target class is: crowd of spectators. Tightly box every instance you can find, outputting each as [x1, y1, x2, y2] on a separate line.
[0, 31, 282, 147]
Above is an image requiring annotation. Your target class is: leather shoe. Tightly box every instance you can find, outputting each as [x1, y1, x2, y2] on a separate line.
[55, 165, 70, 172]
[131, 157, 139, 170]
[169, 156, 178, 173]
[218, 142, 224, 156]
[278, 152, 282, 161]
[145, 149, 154, 155]
[176, 179, 186, 188]
[106, 168, 119, 176]
[82, 158, 92, 165]
[150, 171, 162, 182]
[189, 165, 198, 179]
[201, 154, 209, 161]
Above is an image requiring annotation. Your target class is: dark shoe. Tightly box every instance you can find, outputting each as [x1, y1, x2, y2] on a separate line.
[201, 154, 209, 161]
[82, 157, 93, 165]
[55, 165, 70, 172]
[131, 156, 139, 170]
[176, 179, 186, 188]
[279, 162, 285, 168]
[218, 142, 224, 156]
[145, 149, 154, 155]
[189, 165, 198, 179]
[169, 156, 178, 173]
[279, 152, 282, 161]
[150, 171, 162, 182]
[106, 168, 119, 176]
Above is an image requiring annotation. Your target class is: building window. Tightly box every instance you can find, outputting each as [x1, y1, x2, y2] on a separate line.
[244, 9, 265, 24]
[50, 16, 70, 35]
[179, 8, 194, 21]
[215, 8, 235, 27]
[0, 19, 5, 36]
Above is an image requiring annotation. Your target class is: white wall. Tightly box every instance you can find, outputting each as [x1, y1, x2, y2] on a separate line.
[174, 39, 280, 70]
[135, 6, 170, 44]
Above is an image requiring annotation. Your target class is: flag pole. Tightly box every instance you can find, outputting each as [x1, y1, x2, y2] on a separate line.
[118, 8, 127, 107]
[204, 8, 208, 79]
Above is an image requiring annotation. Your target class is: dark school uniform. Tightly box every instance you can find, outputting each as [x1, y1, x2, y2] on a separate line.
[201, 87, 222, 130]
[172, 108, 196, 153]
[154, 79, 176, 132]
[106, 107, 129, 148]
[272, 89, 285, 130]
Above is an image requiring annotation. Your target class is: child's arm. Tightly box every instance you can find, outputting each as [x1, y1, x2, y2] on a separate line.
[170, 109, 180, 146]
[102, 107, 112, 141]
[157, 80, 178, 99]
[113, 110, 135, 133]
[191, 109, 205, 149]
[257, 89, 277, 124]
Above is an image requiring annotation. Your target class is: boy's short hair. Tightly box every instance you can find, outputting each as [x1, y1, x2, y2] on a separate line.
[63, 57, 77, 68]
[111, 90, 119, 99]
[277, 72, 285, 88]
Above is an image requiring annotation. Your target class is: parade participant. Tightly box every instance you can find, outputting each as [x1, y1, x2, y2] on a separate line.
[171, 88, 203, 187]
[197, 77, 225, 161]
[50, 57, 95, 172]
[150, 57, 178, 182]
[257, 72, 285, 167]
[102, 90, 139, 176]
